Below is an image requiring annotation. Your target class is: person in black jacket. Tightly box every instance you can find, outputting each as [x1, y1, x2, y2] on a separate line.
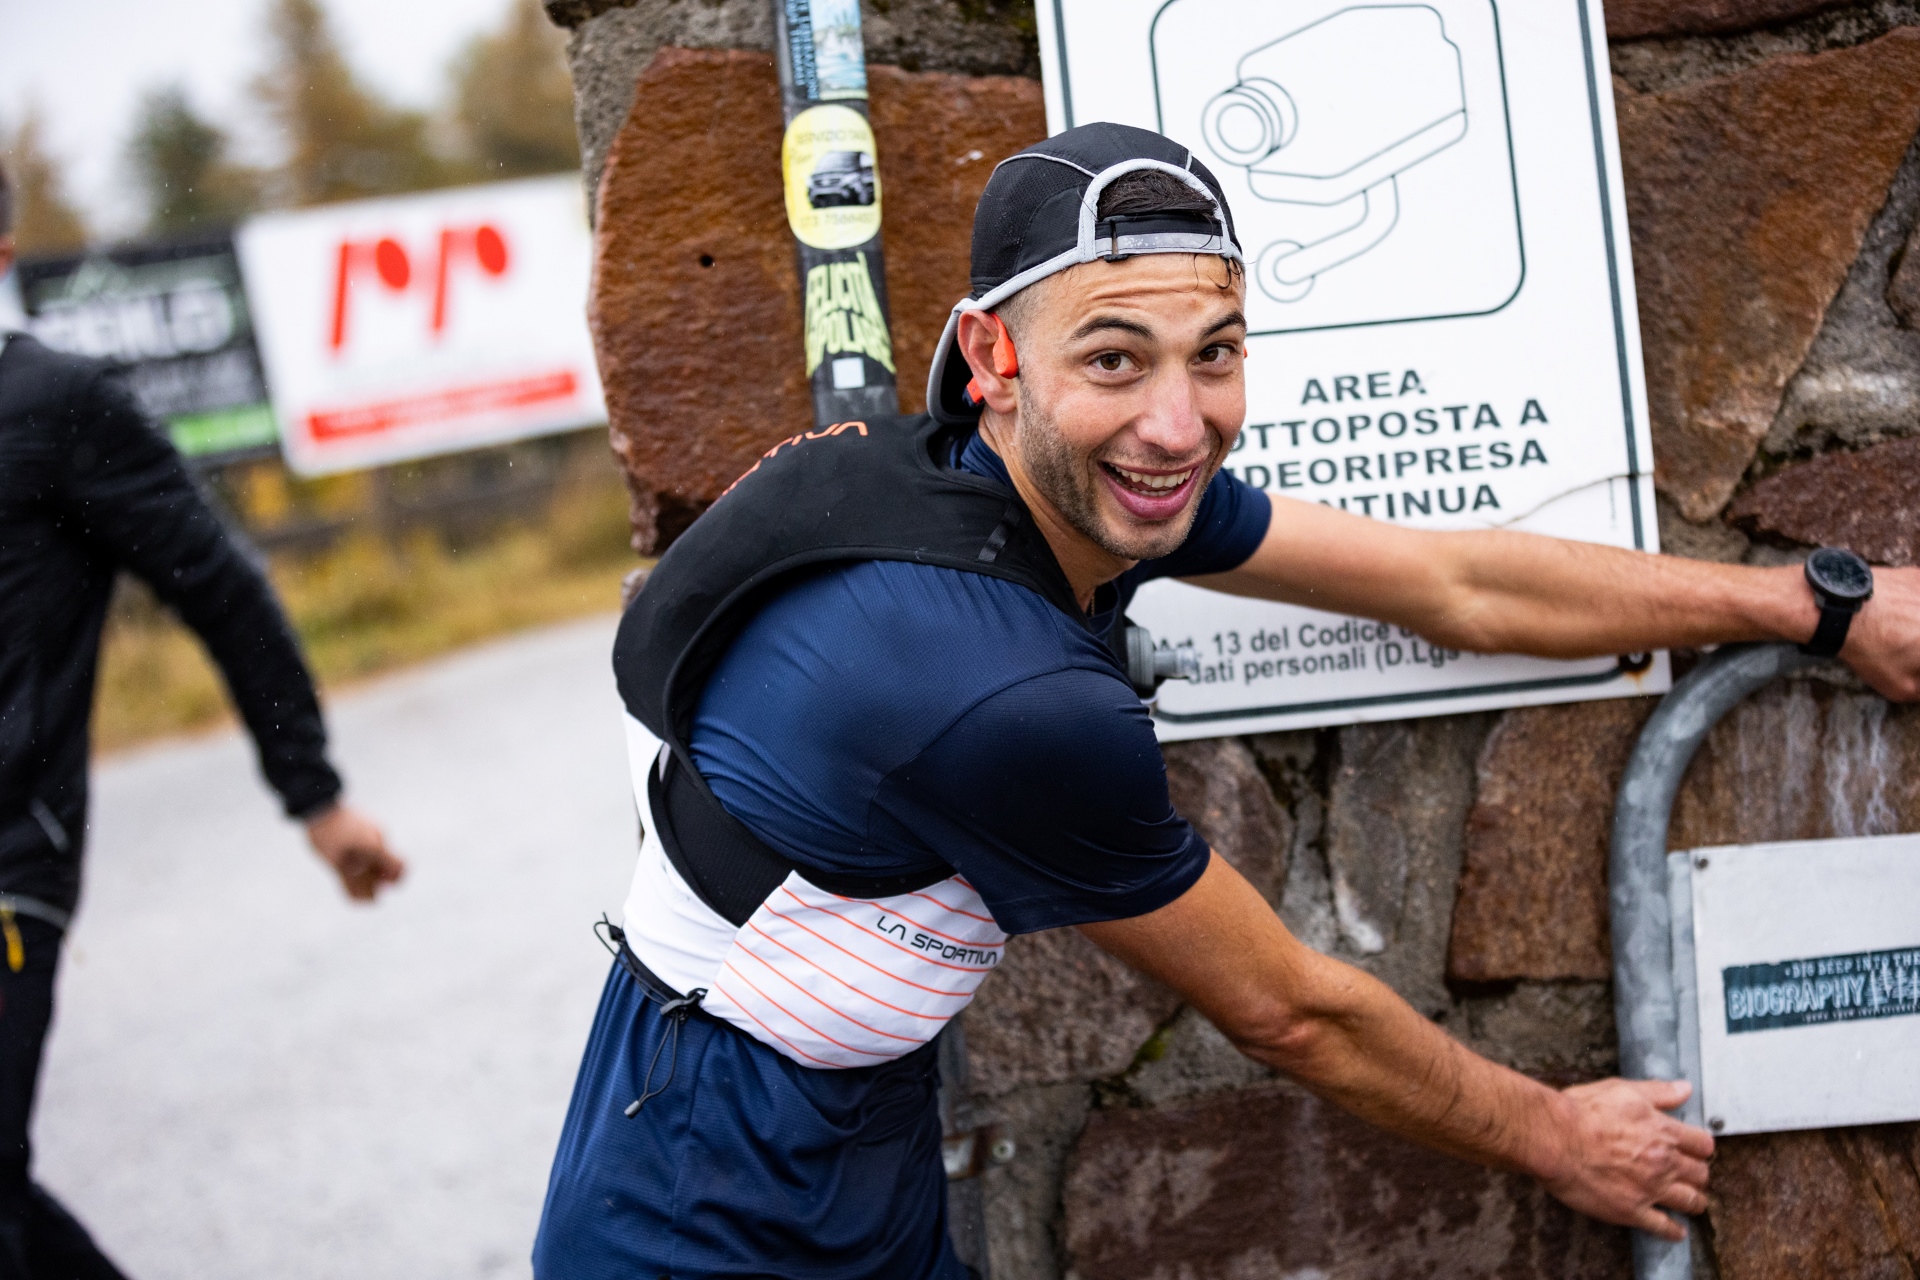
[0, 166, 403, 1278]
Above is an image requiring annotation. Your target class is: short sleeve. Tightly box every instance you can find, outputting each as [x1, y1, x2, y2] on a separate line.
[868, 666, 1209, 935]
[1132, 467, 1271, 583]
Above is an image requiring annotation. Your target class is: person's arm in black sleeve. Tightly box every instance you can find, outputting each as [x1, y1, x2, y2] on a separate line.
[55, 364, 403, 900]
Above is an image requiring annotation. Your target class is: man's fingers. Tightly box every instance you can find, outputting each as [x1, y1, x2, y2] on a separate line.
[1670, 1119, 1716, 1161]
[336, 846, 405, 901]
[1670, 1154, 1711, 1191]
[1634, 1078, 1692, 1112]
[1656, 1180, 1710, 1217]
[1632, 1206, 1688, 1242]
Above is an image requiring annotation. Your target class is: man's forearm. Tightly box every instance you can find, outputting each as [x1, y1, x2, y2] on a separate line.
[1083, 854, 1714, 1235]
[1081, 854, 1574, 1180]
[1205, 497, 1821, 659]
[1227, 938, 1576, 1180]
[1419, 530, 1815, 658]
[1215, 497, 1920, 699]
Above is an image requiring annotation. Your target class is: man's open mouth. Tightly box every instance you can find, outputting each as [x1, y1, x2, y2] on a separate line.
[1105, 464, 1195, 492]
[1098, 461, 1202, 519]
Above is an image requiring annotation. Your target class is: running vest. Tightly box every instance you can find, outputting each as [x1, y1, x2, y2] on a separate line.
[612, 414, 1094, 1069]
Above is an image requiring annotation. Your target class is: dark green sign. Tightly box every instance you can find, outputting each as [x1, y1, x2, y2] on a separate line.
[17, 234, 276, 461]
[1725, 946, 1920, 1033]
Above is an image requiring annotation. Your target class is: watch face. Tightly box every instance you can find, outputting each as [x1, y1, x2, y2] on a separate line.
[1807, 547, 1874, 602]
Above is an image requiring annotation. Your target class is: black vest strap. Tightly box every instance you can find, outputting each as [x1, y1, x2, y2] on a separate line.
[616, 414, 1095, 926]
[649, 756, 952, 927]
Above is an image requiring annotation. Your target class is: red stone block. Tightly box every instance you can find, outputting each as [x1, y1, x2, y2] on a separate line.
[1728, 436, 1920, 567]
[1449, 700, 1654, 984]
[1711, 1124, 1920, 1280]
[1607, 0, 1849, 40]
[591, 48, 1043, 550]
[1618, 29, 1920, 520]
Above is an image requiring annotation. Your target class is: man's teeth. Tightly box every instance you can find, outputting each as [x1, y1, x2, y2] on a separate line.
[1112, 465, 1194, 492]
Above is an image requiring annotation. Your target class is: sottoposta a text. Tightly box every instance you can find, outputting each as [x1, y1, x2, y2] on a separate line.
[1225, 368, 1553, 519]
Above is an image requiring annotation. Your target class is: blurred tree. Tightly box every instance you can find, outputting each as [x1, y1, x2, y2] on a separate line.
[450, 0, 579, 177]
[254, 0, 450, 205]
[3, 109, 89, 254]
[127, 86, 261, 235]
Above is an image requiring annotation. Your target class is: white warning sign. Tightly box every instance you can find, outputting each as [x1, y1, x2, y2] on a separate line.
[1038, 1, 1668, 737]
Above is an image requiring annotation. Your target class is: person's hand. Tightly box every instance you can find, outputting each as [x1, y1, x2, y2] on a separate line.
[304, 802, 405, 902]
[1843, 566, 1920, 702]
[1537, 1079, 1713, 1240]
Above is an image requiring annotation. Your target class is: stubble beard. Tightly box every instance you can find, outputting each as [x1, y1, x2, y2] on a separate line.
[1014, 390, 1218, 564]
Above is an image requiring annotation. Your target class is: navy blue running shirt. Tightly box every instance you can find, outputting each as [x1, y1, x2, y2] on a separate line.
[534, 432, 1272, 1280]
[688, 432, 1273, 935]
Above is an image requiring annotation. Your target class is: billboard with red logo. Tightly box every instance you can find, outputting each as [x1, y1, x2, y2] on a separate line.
[237, 175, 606, 476]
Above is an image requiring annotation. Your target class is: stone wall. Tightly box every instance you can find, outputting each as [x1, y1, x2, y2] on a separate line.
[548, 2, 1920, 1274]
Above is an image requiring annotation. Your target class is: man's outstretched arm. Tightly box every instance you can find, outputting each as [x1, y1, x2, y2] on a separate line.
[1193, 495, 1920, 701]
[1079, 852, 1714, 1240]
[59, 365, 404, 901]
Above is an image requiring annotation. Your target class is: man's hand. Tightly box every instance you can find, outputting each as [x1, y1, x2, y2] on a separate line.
[1082, 855, 1718, 1237]
[1540, 1079, 1714, 1241]
[304, 803, 405, 902]
[1844, 567, 1920, 702]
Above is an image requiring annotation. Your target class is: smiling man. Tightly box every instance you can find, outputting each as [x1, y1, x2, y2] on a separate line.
[533, 124, 1920, 1280]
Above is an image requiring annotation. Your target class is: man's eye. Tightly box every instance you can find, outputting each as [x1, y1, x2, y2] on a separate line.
[1095, 353, 1128, 372]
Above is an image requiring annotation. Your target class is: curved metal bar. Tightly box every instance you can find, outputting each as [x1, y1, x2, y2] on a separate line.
[1611, 643, 1816, 1280]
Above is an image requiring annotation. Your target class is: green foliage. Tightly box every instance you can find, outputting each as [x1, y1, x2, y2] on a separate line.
[253, 0, 454, 206]
[449, 0, 580, 179]
[94, 457, 637, 752]
[127, 86, 262, 236]
[3, 108, 88, 254]
[108, 0, 583, 227]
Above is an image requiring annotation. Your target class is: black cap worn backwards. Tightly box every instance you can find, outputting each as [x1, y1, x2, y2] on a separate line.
[926, 121, 1244, 425]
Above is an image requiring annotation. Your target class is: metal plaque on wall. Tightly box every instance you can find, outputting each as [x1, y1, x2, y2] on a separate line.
[1036, 1, 1668, 738]
[1686, 833, 1920, 1136]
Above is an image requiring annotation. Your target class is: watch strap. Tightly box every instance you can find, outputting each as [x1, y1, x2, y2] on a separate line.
[1801, 547, 1872, 658]
[1801, 602, 1856, 658]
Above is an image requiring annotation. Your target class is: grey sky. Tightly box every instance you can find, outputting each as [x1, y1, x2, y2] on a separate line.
[0, 0, 519, 238]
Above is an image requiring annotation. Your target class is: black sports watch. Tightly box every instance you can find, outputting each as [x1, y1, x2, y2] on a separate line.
[1801, 547, 1874, 657]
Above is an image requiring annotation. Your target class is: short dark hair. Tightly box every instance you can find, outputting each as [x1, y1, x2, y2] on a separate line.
[1095, 168, 1217, 221]
[0, 157, 12, 240]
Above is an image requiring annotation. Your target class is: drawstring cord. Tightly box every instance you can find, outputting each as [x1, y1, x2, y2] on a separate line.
[624, 991, 702, 1118]
[596, 916, 706, 1119]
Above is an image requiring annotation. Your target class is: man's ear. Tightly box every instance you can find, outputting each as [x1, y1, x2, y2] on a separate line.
[956, 310, 1020, 415]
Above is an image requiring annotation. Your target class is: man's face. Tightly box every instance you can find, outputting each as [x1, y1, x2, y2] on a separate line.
[987, 254, 1247, 564]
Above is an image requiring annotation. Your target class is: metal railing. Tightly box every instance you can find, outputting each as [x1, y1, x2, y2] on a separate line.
[1610, 642, 1819, 1280]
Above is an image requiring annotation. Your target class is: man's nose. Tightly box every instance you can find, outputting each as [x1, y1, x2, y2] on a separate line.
[1132, 366, 1211, 459]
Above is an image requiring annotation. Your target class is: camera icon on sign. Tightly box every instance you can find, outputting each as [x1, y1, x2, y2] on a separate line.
[1199, 6, 1467, 303]
[1198, 8, 1466, 303]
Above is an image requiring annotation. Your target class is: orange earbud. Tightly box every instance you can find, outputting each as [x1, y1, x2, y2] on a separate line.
[992, 316, 1020, 378]
[966, 313, 1020, 405]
